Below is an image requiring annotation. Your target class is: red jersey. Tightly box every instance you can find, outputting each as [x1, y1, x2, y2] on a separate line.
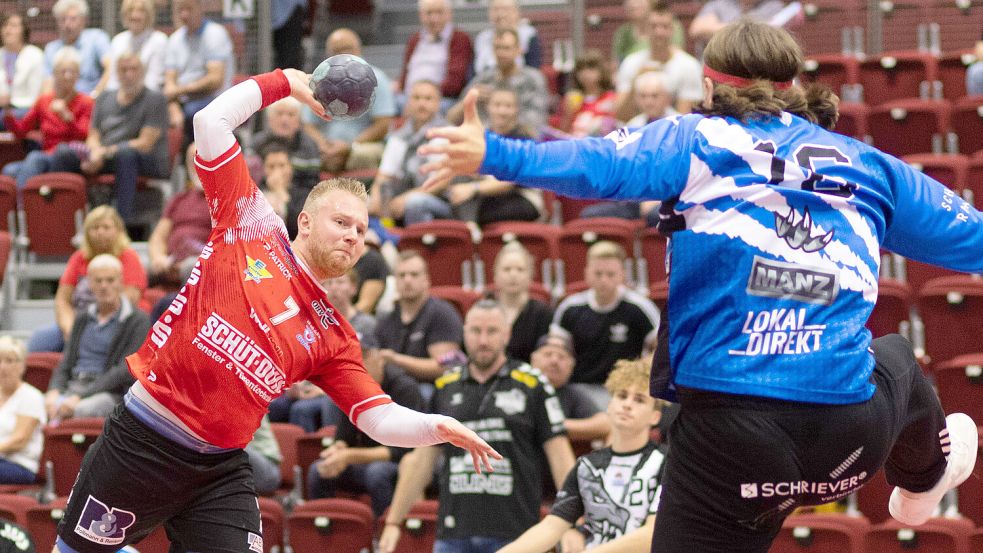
[127, 143, 391, 449]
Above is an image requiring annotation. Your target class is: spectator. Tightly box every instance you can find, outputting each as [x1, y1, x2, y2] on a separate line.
[689, 0, 798, 45]
[498, 358, 666, 553]
[473, 0, 542, 75]
[398, 0, 473, 105]
[491, 241, 552, 362]
[447, 87, 543, 225]
[376, 250, 463, 400]
[368, 80, 449, 226]
[268, 269, 375, 432]
[48, 53, 169, 225]
[615, 2, 703, 119]
[93, 0, 168, 96]
[612, 0, 686, 64]
[551, 241, 660, 409]
[246, 416, 282, 496]
[2, 47, 93, 191]
[164, 0, 234, 145]
[28, 206, 147, 353]
[353, 231, 389, 315]
[561, 50, 618, 137]
[626, 70, 676, 127]
[448, 29, 548, 131]
[272, 0, 307, 70]
[0, 13, 45, 123]
[42, 0, 110, 96]
[45, 254, 151, 421]
[258, 136, 304, 239]
[147, 142, 210, 289]
[306, 326, 423, 516]
[252, 96, 321, 193]
[0, 336, 45, 485]
[530, 333, 610, 443]
[303, 28, 395, 174]
[967, 34, 983, 96]
[378, 299, 576, 553]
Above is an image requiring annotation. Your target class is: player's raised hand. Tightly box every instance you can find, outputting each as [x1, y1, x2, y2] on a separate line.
[419, 88, 486, 192]
[435, 417, 502, 474]
[281, 68, 330, 121]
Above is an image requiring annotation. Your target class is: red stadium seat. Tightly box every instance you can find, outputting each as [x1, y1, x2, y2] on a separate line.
[40, 418, 104, 496]
[0, 231, 10, 286]
[867, 278, 912, 338]
[856, 468, 893, 524]
[649, 280, 669, 311]
[801, 54, 860, 99]
[475, 222, 560, 286]
[558, 217, 640, 292]
[953, 457, 982, 526]
[950, 96, 983, 156]
[858, 51, 938, 106]
[915, 275, 983, 365]
[769, 513, 868, 553]
[932, 354, 983, 423]
[0, 175, 14, 233]
[258, 496, 285, 553]
[270, 422, 304, 496]
[639, 227, 668, 288]
[296, 427, 337, 499]
[24, 496, 69, 553]
[21, 173, 86, 258]
[965, 157, 983, 209]
[23, 352, 62, 393]
[556, 196, 601, 224]
[0, 134, 24, 173]
[936, 50, 975, 101]
[867, 100, 951, 157]
[287, 498, 375, 553]
[901, 154, 969, 193]
[396, 220, 476, 288]
[970, 528, 983, 553]
[0, 493, 39, 525]
[380, 500, 439, 553]
[899, 258, 962, 296]
[863, 518, 972, 553]
[429, 286, 482, 319]
[833, 102, 869, 142]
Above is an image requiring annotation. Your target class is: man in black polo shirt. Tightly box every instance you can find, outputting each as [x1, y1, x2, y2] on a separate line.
[379, 299, 576, 553]
[376, 250, 464, 401]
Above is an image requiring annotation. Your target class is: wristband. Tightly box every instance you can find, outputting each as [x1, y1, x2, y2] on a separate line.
[250, 69, 291, 110]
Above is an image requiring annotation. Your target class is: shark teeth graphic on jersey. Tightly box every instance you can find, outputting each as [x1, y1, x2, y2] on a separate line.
[774, 207, 833, 253]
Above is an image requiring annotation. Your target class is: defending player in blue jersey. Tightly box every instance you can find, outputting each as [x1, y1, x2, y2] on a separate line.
[416, 20, 980, 553]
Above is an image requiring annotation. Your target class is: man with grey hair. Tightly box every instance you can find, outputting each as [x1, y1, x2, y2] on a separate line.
[45, 254, 150, 421]
[43, 0, 110, 95]
[398, 0, 473, 104]
[253, 96, 321, 192]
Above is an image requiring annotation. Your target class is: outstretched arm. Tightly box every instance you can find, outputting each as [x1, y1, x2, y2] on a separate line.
[496, 515, 571, 553]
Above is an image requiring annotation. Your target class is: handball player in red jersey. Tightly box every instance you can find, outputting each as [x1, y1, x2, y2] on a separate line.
[53, 68, 501, 553]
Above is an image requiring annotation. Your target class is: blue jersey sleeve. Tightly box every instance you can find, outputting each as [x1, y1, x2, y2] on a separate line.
[479, 116, 695, 201]
[880, 155, 983, 274]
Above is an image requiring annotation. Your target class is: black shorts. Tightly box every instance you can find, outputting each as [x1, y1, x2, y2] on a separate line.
[652, 334, 944, 553]
[56, 404, 263, 553]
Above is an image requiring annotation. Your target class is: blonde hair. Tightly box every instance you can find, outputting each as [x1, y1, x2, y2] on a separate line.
[120, 0, 156, 27]
[604, 357, 664, 409]
[88, 253, 124, 274]
[700, 21, 839, 130]
[302, 177, 368, 213]
[587, 240, 626, 263]
[52, 47, 81, 70]
[0, 335, 26, 363]
[493, 241, 534, 274]
[81, 205, 131, 259]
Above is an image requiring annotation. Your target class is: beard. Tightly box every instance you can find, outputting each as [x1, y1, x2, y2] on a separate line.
[307, 240, 354, 278]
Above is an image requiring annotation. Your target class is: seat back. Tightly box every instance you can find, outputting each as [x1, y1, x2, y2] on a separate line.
[22, 173, 87, 257]
[639, 228, 668, 287]
[855, 468, 892, 524]
[0, 231, 10, 286]
[951, 97, 983, 156]
[382, 500, 439, 553]
[258, 496, 285, 553]
[270, 422, 304, 492]
[0, 493, 39, 526]
[867, 278, 911, 338]
[295, 427, 337, 499]
[966, 157, 983, 209]
[769, 514, 867, 553]
[936, 50, 974, 101]
[915, 276, 983, 365]
[858, 52, 937, 106]
[476, 222, 560, 286]
[867, 100, 950, 157]
[557, 217, 640, 290]
[801, 54, 860, 99]
[23, 352, 62, 393]
[0, 175, 15, 233]
[863, 519, 971, 553]
[834, 102, 869, 141]
[396, 221, 475, 288]
[901, 154, 968, 193]
[288, 498, 374, 553]
[24, 496, 69, 553]
[429, 286, 482, 319]
[40, 418, 105, 496]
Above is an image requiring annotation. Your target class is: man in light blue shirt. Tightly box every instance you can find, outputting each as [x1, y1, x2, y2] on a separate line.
[303, 28, 396, 173]
[43, 0, 110, 95]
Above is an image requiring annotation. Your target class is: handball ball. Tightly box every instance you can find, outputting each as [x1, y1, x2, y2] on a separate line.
[310, 54, 378, 120]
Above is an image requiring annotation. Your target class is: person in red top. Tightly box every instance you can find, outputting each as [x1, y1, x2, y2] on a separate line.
[54, 68, 500, 553]
[2, 46, 92, 190]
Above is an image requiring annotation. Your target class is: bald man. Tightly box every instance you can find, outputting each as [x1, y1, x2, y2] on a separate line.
[304, 28, 396, 173]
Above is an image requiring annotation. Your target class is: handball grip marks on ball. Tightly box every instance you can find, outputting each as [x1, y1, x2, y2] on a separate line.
[310, 54, 378, 120]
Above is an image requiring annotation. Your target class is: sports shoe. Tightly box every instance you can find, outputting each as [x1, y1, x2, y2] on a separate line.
[889, 413, 978, 526]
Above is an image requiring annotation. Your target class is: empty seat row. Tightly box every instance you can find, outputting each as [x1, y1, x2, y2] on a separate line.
[834, 98, 983, 157]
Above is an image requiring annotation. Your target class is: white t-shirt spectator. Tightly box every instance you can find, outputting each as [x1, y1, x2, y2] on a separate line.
[104, 28, 169, 92]
[165, 20, 235, 100]
[0, 383, 45, 474]
[616, 48, 704, 104]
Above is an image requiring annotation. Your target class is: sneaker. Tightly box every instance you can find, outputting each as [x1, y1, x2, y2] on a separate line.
[889, 413, 978, 526]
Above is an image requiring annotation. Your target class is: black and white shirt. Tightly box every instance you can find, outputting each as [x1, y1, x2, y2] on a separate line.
[551, 442, 666, 547]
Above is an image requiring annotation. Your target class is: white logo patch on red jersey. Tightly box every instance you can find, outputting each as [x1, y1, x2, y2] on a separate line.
[194, 312, 286, 401]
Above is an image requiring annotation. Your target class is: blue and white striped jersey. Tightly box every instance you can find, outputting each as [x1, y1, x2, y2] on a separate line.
[479, 112, 983, 404]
